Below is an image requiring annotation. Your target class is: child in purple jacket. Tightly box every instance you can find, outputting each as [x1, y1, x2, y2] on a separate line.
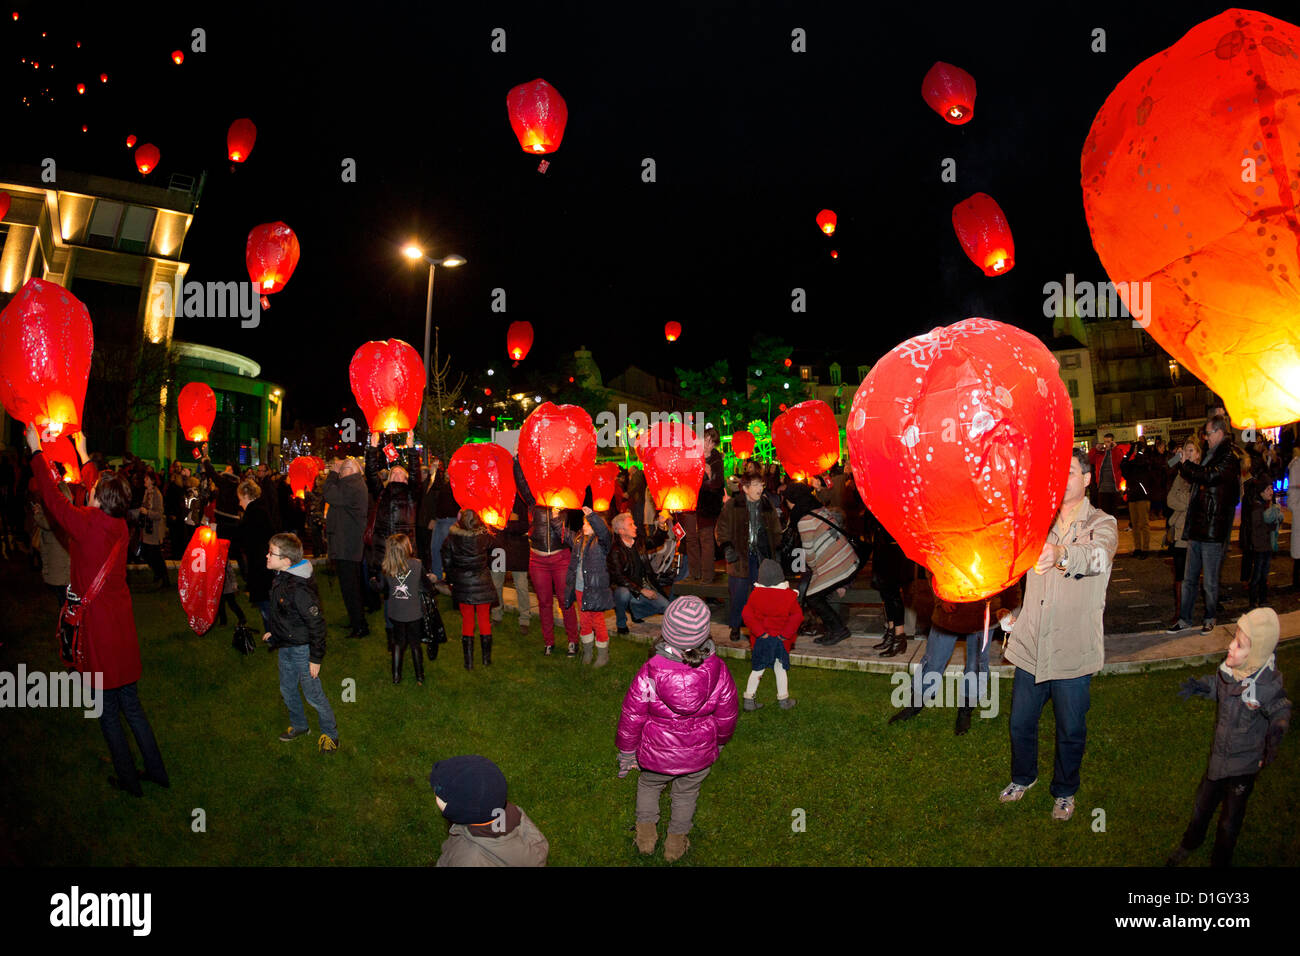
[616, 595, 738, 862]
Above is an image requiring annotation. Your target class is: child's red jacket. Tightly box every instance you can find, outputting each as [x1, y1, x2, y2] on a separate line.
[741, 583, 804, 651]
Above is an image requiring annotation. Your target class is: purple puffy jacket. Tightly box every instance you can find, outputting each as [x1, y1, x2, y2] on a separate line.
[616, 652, 739, 775]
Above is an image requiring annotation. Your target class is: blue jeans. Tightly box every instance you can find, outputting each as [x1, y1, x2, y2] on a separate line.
[99, 682, 168, 789]
[277, 644, 338, 741]
[912, 624, 990, 707]
[429, 517, 457, 580]
[1009, 668, 1091, 798]
[727, 551, 761, 628]
[613, 586, 670, 629]
[1181, 540, 1225, 623]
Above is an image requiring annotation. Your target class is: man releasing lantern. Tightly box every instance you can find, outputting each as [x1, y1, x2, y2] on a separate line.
[517, 402, 596, 509]
[448, 443, 517, 530]
[0, 278, 94, 440]
[771, 400, 840, 482]
[952, 193, 1015, 276]
[177, 382, 216, 443]
[349, 338, 425, 434]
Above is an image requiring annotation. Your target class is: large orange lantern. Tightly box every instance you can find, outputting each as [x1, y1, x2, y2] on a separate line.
[448, 442, 517, 530]
[0, 278, 93, 438]
[845, 318, 1074, 603]
[42, 435, 81, 484]
[0, 190, 9, 222]
[1082, 9, 1300, 428]
[517, 401, 596, 509]
[135, 143, 160, 175]
[815, 209, 837, 236]
[921, 61, 976, 125]
[506, 320, 534, 361]
[635, 419, 707, 513]
[348, 338, 426, 434]
[589, 461, 620, 511]
[177, 526, 229, 636]
[952, 193, 1014, 276]
[771, 400, 839, 481]
[245, 221, 300, 308]
[227, 118, 257, 163]
[177, 381, 216, 442]
[731, 430, 755, 459]
[288, 456, 325, 499]
[506, 78, 568, 154]
[664, 321, 681, 342]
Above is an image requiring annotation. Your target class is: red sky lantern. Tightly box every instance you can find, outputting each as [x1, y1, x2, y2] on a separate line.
[589, 461, 620, 511]
[227, 117, 256, 163]
[349, 338, 426, 434]
[664, 321, 681, 342]
[0, 278, 94, 438]
[288, 455, 325, 499]
[245, 221, 300, 308]
[816, 209, 837, 236]
[100, 73, 108, 83]
[1082, 9, 1300, 428]
[845, 318, 1074, 603]
[506, 78, 568, 154]
[771, 399, 840, 482]
[517, 401, 596, 509]
[0, 191, 9, 222]
[178, 526, 230, 635]
[134, 143, 160, 175]
[172, 50, 184, 65]
[921, 61, 976, 125]
[177, 381, 216, 442]
[731, 430, 755, 459]
[830, 250, 838, 259]
[42, 435, 80, 484]
[81, 125, 88, 134]
[783, 358, 792, 367]
[635, 419, 707, 513]
[76, 83, 85, 94]
[125, 134, 136, 148]
[778, 403, 787, 412]
[448, 442, 517, 530]
[952, 192, 1015, 276]
[11, 12, 17, 20]
[506, 320, 534, 361]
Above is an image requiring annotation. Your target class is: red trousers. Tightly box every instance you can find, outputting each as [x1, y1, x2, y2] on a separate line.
[578, 607, 608, 642]
[459, 603, 491, 637]
[530, 549, 578, 647]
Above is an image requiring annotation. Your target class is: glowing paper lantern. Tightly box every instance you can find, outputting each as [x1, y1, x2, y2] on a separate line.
[135, 143, 160, 175]
[517, 402, 596, 509]
[227, 117, 256, 163]
[635, 419, 707, 513]
[664, 321, 681, 342]
[921, 61, 976, 125]
[245, 221, 300, 308]
[125, 134, 137, 148]
[100, 73, 107, 83]
[448, 442, 517, 530]
[952, 193, 1014, 276]
[348, 338, 426, 433]
[177, 381, 217, 442]
[506, 320, 534, 361]
[771, 400, 839, 482]
[731, 430, 755, 459]
[76, 83, 85, 94]
[1082, 9, 1300, 428]
[172, 50, 184, 65]
[0, 191, 9, 222]
[506, 78, 568, 154]
[816, 209, 837, 236]
[288, 456, 325, 499]
[0, 278, 94, 438]
[589, 461, 620, 511]
[845, 317, 1073, 603]
[42, 435, 80, 484]
[177, 526, 229, 636]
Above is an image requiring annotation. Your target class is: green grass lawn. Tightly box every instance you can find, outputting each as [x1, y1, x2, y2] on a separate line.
[1, 563, 1296, 866]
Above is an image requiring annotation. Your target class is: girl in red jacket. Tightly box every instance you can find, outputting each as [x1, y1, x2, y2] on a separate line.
[740, 559, 803, 710]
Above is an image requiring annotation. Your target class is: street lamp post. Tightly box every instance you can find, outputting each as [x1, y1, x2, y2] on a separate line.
[402, 244, 466, 382]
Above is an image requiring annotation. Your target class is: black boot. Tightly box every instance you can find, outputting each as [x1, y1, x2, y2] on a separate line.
[391, 644, 403, 684]
[881, 633, 908, 658]
[462, 637, 474, 670]
[954, 706, 974, 736]
[481, 634, 492, 666]
[888, 705, 922, 724]
[872, 627, 898, 651]
[410, 642, 425, 685]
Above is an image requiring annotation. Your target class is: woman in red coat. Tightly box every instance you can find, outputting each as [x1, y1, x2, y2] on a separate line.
[26, 425, 169, 798]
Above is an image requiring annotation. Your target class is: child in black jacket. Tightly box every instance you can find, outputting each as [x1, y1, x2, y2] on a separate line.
[263, 533, 339, 754]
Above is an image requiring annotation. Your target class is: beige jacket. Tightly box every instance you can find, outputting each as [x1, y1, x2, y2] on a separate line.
[1004, 498, 1118, 683]
[1164, 474, 1192, 549]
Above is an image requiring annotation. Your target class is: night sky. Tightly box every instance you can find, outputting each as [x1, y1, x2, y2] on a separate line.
[1, 0, 1270, 425]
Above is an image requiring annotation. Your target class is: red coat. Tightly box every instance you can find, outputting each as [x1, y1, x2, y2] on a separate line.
[1088, 443, 1130, 489]
[32, 452, 142, 690]
[741, 583, 804, 651]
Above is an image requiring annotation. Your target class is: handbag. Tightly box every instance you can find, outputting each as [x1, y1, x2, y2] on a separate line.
[420, 575, 447, 660]
[231, 624, 257, 656]
[58, 535, 126, 669]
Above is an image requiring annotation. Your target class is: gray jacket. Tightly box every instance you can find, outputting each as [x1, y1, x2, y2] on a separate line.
[435, 804, 549, 867]
[1188, 667, 1290, 780]
[323, 470, 369, 561]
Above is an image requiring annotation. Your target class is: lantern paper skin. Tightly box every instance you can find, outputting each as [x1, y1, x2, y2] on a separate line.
[507, 78, 568, 154]
[42, 435, 80, 484]
[177, 381, 217, 442]
[589, 461, 620, 511]
[664, 321, 681, 342]
[227, 118, 257, 163]
[635, 420, 707, 513]
[135, 143, 160, 175]
[921, 61, 976, 125]
[0, 190, 9, 222]
[125, 134, 137, 148]
[448, 442, 517, 530]
[772, 400, 840, 482]
[816, 209, 837, 236]
[245, 222, 301, 295]
[1082, 9, 1300, 428]
[288, 456, 325, 498]
[731, 430, 756, 459]
[845, 318, 1074, 603]
[952, 193, 1015, 277]
[348, 338, 426, 433]
[517, 402, 597, 509]
[0, 278, 94, 438]
[506, 320, 534, 361]
[178, 526, 229, 636]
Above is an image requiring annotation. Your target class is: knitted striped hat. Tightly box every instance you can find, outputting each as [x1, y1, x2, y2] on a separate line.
[661, 595, 713, 650]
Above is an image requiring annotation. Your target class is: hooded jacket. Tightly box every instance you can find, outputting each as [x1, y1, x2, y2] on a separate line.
[441, 523, 499, 607]
[741, 582, 803, 650]
[1180, 440, 1241, 543]
[564, 511, 613, 611]
[435, 803, 549, 867]
[616, 647, 739, 775]
[268, 559, 327, 664]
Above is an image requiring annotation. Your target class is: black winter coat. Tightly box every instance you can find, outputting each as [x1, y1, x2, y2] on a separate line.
[235, 495, 276, 603]
[268, 563, 328, 663]
[1120, 449, 1153, 503]
[1180, 442, 1241, 543]
[564, 512, 613, 611]
[367, 481, 419, 570]
[696, 449, 725, 521]
[512, 455, 571, 553]
[607, 526, 668, 594]
[441, 524, 499, 607]
[323, 470, 368, 561]
[489, 494, 531, 572]
[1188, 666, 1291, 780]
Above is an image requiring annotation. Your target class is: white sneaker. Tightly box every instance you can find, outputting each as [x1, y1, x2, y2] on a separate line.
[1052, 796, 1076, 821]
[999, 780, 1036, 803]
